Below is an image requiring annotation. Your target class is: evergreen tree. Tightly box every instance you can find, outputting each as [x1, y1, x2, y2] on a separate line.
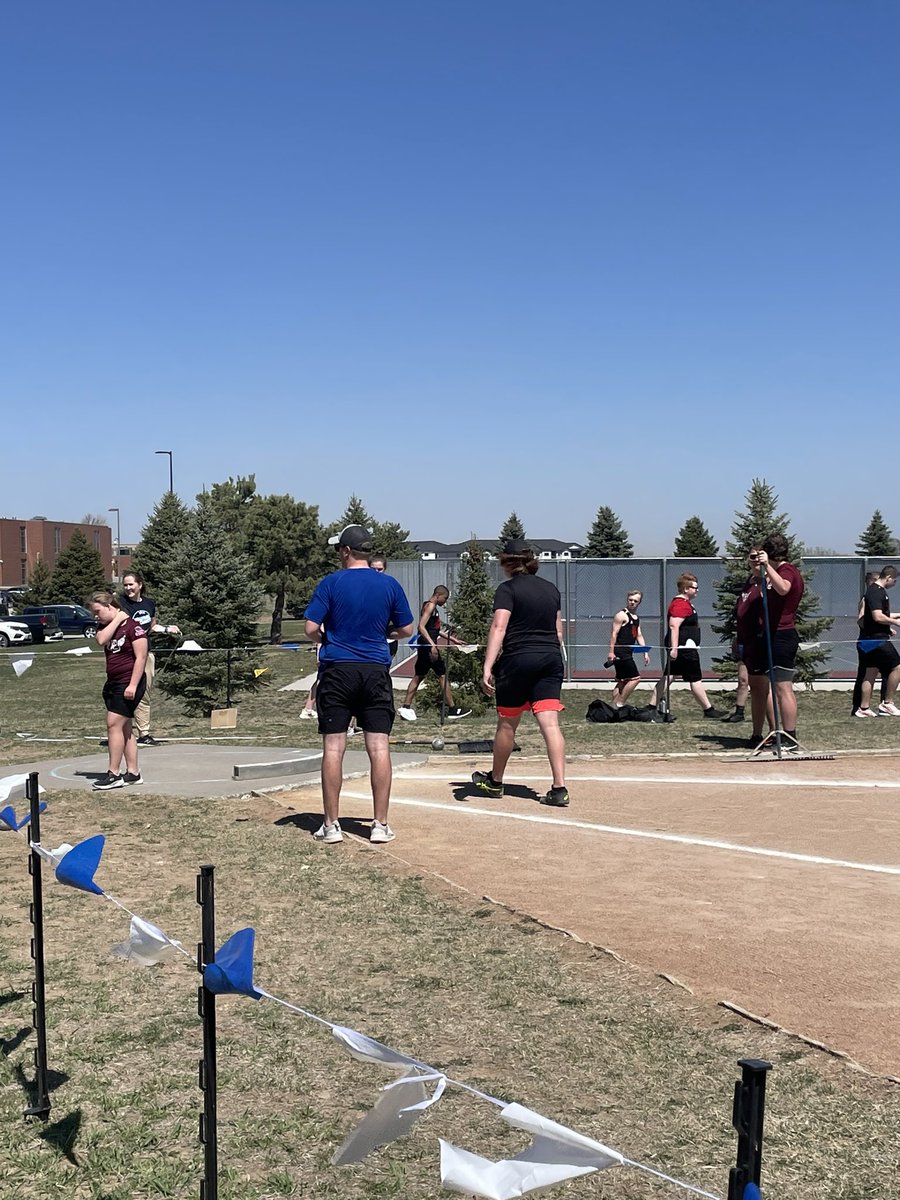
[24, 555, 54, 606]
[132, 492, 191, 592]
[50, 529, 107, 603]
[337, 494, 373, 530]
[497, 511, 525, 552]
[441, 535, 496, 713]
[674, 516, 718, 557]
[244, 493, 323, 643]
[326, 496, 416, 560]
[713, 479, 832, 683]
[200, 475, 258, 552]
[153, 505, 265, 715]
[856, 510, 895, 557]
[584, 507, 633, 557]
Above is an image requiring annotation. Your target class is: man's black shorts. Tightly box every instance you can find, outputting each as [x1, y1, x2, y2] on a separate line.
[103, 676, 147, 719]
[743, 629, 800, 678]
[860, 639, 900, 676]
[495, 648, 564, 715]
[665, 648, 702, 683]
[613, 654, 640, 682]
[414, 647, 446, 678]
[316, 661, 395, 735]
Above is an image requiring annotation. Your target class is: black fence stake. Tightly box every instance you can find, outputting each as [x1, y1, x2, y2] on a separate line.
[24, 770, 52, 1121]
[197, 864, 218, 1200]
[225, 650, 233, 709]
[727, 1057, 772, 1200]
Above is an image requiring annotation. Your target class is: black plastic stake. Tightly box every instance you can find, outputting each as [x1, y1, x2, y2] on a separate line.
[24, 771, 51, 1120]
[197, 864, 218, 1200]
[225, 650, 232, 709]
[727, 1057, 772, 1200]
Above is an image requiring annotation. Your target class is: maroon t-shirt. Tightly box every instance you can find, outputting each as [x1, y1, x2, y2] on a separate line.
[735, 578, 763, 644]
[104, 617, 147, 684]
[766, 562, 804, 631]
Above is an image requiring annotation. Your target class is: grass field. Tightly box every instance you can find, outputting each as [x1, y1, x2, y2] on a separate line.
[1, 782, 898, 1200]
[1, 634, 897, 767]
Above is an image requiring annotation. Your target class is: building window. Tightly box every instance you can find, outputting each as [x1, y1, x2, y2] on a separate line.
[19, 526, 26, 553]
[93, 529, 101, 549]
[21, 559, 28, 584]
[54, 527, 61, 553]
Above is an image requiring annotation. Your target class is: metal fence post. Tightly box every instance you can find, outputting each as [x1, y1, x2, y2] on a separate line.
[24, 771, 51, 1121]
[197, 865, 218, 1200]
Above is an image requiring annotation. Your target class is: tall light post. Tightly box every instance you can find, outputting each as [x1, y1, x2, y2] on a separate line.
[155, 449, 174, 493]
[108, 507, 121, 582]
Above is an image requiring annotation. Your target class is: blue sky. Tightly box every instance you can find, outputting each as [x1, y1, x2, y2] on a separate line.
[2, 1, 898, 554]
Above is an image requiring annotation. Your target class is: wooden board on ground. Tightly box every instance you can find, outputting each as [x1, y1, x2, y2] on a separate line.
[210, 707, 238, 729]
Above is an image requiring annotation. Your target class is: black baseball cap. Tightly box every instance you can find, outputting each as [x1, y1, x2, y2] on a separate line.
[502, 538, 531, 555]
[328, 524, 373, 551]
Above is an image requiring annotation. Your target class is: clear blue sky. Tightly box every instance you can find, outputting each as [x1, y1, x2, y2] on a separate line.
[2, 2, 897, 553]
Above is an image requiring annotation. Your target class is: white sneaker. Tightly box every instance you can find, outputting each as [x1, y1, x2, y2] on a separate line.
[300, 708, 316, 720]
[347, 726, 358, 737]
[855, 707, 877, 718]
[313, 821, 343, 844]
[398, 707, 416, 722]
[878, 702, 900, 717]
[370, 821, 395, 844]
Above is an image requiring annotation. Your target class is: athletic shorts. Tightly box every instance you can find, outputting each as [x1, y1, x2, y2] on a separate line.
[614, 654, 640, 682]
[859, 639, 900, 676]
[494, 649, 564, 718]
[665, 648, 702, 683]
[103, 676, 147, 719]
[316, 661, 395, 735]
[743, 629, 800, 678]
[414, 647, 446, 678]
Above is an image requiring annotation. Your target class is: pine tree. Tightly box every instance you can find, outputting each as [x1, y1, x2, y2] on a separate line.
[243, 494, 323, 643]
[153, 504, 265, 715]
[856, 510, 895, 557]
[50, 529, 107, 603]
[497, 511, 525, 552]
[584, 507, 633, 557]
[201, 475, 258, 551]
[24, 556, 54, 606]
[674, 516, 718, 557]
[713, 479, 832, 683]
[132, 492, 191, 592]
[325, 496, 416, 559]
[441, 535, 496, 713]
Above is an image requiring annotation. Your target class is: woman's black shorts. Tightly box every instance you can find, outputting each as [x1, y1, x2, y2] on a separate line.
[665, 649, 702, 683]
[103, 676, 147, 719]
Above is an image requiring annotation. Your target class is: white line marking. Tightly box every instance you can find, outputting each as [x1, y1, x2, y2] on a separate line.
[394, 771, 900, 791]
[339, 791, 900, 877]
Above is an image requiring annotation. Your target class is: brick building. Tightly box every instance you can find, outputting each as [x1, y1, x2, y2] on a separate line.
[0, 518, 114, 587]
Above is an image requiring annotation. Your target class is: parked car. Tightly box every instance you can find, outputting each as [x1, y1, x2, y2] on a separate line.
[4, 610, 62, 644]
[24, 604, 98, 638]
[0, 618, 33, 647]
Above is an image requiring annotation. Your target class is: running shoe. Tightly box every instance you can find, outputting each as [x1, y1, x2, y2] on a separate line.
[398, 707, 417, 722]
[137, 735, 160, 747]
[541, 786, 570, 808]
[446, 706, 472, 720]
[313, 821, 343, 844]
[370, 821, 396, 844]
[878, 702, 900, 717]
[855, 707, 877, 718]
[703, 707, 727, 719]
[721, 710, 745, 723]
[93, 772, 124, 791]
[122, 772, 143, 786]
[471, 770, 503, 798]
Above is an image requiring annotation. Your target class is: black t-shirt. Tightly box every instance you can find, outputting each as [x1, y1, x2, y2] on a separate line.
[493, 574, 561, 655]
[861, 583, 891, 641]
[118, 595, 157, 635]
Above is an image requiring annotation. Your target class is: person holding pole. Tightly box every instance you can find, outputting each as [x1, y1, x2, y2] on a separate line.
[118, 571, 181, 746]
[742, 536, 804, 744]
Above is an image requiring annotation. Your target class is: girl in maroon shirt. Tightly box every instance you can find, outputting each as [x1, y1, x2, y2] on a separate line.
[89, 592, 148, 790]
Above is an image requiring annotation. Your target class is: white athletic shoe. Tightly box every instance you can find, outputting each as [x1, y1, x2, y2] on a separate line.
[398, 707, 416, 722]
[313, 821, 343, 844]
[370, 821, 395, 844]
[878, 702, 900, 717]
[855, 707, 877, 718]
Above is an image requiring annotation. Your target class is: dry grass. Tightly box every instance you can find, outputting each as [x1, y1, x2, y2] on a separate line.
[1, 785, 897, 1199]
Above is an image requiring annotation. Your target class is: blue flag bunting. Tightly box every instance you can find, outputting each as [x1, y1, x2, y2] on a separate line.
[55, 834, 106, 895]
[0, 801, 47, 832]
[203, 927, 263, 999]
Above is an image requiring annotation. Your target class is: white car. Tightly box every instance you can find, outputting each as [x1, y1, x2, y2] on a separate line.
[0, 619, 33, 648]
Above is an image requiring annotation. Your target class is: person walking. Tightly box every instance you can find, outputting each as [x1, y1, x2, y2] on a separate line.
[855, 565, 900, 718]
[606, 590, 650, 708]
[89, 591, 149, 790]
[304, 525, 414, 845]
[649, 573, 725, 718]
[398, 586, 472, 722]
[118, 571, 181, 746]
[851, 571, 888, 715]
[472, 539, 569, 807]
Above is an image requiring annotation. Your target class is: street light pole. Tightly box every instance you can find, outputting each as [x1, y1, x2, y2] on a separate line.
[155, 449, 174, 493]
[108, 507, 121, 582]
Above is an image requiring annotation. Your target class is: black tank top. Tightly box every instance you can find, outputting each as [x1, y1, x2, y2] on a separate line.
[615, 611, 640, 654]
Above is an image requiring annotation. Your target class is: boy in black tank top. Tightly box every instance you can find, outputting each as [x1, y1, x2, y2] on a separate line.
[607, 590, 650, 707]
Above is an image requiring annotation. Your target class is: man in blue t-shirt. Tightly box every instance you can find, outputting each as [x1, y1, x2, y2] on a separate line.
[304, 525, 414, 847]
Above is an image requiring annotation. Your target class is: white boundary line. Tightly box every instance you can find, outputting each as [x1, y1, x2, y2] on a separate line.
[340, 791, 900, 877]
[394, 770, 900, 791]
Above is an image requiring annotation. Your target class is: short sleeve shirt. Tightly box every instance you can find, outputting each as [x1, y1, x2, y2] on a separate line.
[493, 574, 561, 655]
[861, 583, 891, 641]
[105, 617, 147, 683]
[766, 563, 804, 631]
[119, 594, 157, 634]
[305, 569, 414, 664]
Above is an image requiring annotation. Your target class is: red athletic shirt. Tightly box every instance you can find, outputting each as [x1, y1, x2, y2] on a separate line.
[766, 563, 804, 631]
[104, 617, 147, 684]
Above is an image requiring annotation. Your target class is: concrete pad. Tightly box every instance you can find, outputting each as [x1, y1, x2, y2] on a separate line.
[15, 744, 426, 800]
